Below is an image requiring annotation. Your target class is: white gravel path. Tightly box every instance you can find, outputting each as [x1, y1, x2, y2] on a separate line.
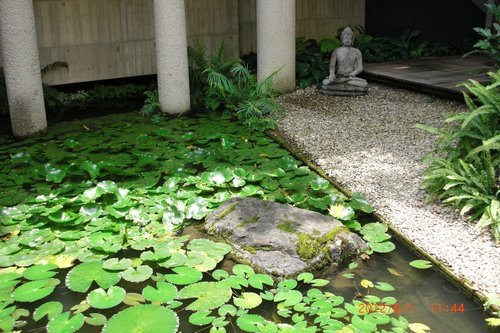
[276, 83, 500, 301]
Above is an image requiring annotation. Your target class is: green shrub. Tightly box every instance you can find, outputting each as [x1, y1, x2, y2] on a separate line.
[205, 60, 283, 131]
[417, 71, 500, 241]
[465, 3, 500, 67]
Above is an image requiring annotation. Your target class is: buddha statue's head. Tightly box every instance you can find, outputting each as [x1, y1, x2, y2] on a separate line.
[340, 27, 354, 47]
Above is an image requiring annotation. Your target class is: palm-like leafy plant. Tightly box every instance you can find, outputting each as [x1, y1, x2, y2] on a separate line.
[417, 71, 500, 241]
[204, 57, 283, 131]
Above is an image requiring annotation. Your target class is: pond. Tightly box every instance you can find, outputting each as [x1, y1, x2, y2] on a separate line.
[0, 112, 494, 332]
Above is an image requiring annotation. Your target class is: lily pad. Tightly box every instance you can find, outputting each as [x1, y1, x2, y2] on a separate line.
[47, 312, 85, 333]
[103, 305, 179, 333]
[234, 292, 262, 309]
[87, 286, 126, 309]
[409, 260, 433, 270]
[12, 278, 60, 302]
[34, 301, 63, 321]
[121, 265, 153, 283]
[103, 258, 132, 271]
[142, 282, 177, 303]
[236, 314, 267, 333]
[165, 266, 203, 285]
[23, 264, 58, 280]
[178, 282, 232, 311]
[66, 261, 121, 292]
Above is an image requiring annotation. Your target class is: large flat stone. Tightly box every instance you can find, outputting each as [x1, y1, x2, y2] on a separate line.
[205, 198, 367, 277]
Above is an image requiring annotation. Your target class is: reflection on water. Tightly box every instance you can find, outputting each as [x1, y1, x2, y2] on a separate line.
[320, 237, 494, 333]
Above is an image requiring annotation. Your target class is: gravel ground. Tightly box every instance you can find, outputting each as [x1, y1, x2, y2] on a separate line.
[276, 83, 500, 300]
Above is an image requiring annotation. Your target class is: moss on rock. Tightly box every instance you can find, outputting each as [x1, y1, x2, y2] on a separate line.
[296, 226, 349, 261]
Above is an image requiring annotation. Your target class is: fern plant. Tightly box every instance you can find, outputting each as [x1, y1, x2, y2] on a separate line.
[204, 59, 283, 131]
[417, 71, 500, 241]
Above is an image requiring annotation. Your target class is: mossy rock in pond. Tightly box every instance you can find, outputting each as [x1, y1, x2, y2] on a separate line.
[205, 198, 367, 277]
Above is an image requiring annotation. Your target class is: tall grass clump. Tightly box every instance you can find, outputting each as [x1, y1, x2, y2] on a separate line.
[417, 71, 500, 241]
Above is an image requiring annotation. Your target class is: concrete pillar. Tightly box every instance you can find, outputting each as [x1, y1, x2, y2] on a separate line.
[256, 0, 296, 92]
[0, 0, 47, 137]
[153, 0, 190, 114]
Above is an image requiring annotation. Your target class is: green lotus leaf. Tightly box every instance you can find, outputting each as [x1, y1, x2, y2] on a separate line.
[310, 279, 330, 287]
[330, 307, 348, 319]
[0, 316, 14, 332]
[218, 304, 237, 317]
[261, 178, 279, 191]
[66, 261, 121, 292]
[297, 272, 314, 283]
[58, 230, 85, 241]
[236, 314, 267, 333]
[121, 265, 153, 283]
[142, 282, 177, 303]
[192, 255, 218, 272]
[232, 264, 255, 278]
[260, 291, 274, 301]
[365, 312, 391, 325]
[103, 258, 132, 271]
[0, 302, 16, 320]
[248, 274, 274, 290]
[409, 259, 433, 269]
[23, 264, 58, 280]
[162, 177, 181, 192]
[87, 286, 126, 309]
[221, 276, 249, 290]
[85, 313, 107, 326]
[360, 223, 388, 235]
[368, 241, 396, 253]
[381, 296, 397, 305]
[47, 312, 84, 333]
[349, 193, 373, 213]
[234, 292, 262, 309]
[33, 301, 63, 321]
[82, 160, 100, 179]
[310, 177, 329, 191]
[185, 202, 209, 220]
[374, 281, 395, 291]
[178, 282, 232, 311]
[277, 279, 297, 290]
[79, 204, 102, 219]
[274, 290, 303, 307]
[351, 314, 377, 332]
[103, 305, 179, 333]
[48, 211, 80, 224]
[12, 278, 60, 302]
[88, 232, 123, 253]
[363, 232, 391, 243]
[158, 253, 187, 268]
[239, 185, 263, 197]
[212, 269, 229, 281]
[123, 293, 146, 306]
[165, 266, 203, 285]
[189, 310, 216, 326]
[43, 164, 66, 183]
[363, 295, 381, 303]
[0, 272, 21, 289]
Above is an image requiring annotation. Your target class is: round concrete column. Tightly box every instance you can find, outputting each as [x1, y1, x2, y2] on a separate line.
[153, 0, 190, 114]
[0, 0, 47, 137]
[256, 0, 296, 93]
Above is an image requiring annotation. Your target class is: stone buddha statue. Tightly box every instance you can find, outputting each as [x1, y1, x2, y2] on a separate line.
[320, 27, 368, 95]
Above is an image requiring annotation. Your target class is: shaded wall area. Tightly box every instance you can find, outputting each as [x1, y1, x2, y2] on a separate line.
[31, 0, 364, 85]
[365, 0, 485, 42]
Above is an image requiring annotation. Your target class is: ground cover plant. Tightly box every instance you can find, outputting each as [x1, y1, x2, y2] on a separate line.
[417, 71, 500, 241]
[0, 111, 433, 332]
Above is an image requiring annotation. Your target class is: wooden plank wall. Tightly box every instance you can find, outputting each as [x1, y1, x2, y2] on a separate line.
[238, 0, 365, 55]
[34, 0, 364, 85]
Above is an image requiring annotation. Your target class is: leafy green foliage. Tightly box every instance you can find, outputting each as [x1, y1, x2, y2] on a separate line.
[417, 71, 500, 241]
[103, 305, 179, 333]
[409, 260, 433, 270]
[204, 59, 283, 131]
[464, 3, 500, 67]
[295, 37, 337, 88]
[354, 28, 474, 63]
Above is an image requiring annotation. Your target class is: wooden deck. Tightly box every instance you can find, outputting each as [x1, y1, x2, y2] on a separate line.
[362, 55, 493, 99]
